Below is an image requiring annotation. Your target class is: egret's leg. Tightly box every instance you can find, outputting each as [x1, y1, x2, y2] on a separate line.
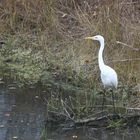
[111, 90, 116, 114]
[102, 89, 106, 115]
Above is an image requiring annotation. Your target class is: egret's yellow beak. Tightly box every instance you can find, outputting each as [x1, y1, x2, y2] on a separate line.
[85, 37, 94, 40]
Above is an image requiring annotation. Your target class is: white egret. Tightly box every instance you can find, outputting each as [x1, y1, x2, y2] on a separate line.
[85, 35, 118, 113]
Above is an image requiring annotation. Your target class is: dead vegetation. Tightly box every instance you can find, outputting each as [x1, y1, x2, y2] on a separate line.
[0, 0, 139, 94]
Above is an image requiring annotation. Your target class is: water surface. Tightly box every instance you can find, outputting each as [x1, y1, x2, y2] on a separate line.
[0, 83, 140, 140]
[0, 83, 47, 140]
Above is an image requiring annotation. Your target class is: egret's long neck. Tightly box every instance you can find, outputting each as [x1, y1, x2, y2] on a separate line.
[98, 40, 105, 71]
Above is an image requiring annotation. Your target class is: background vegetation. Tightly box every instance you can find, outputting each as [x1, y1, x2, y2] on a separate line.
[0, 0, 140, 118]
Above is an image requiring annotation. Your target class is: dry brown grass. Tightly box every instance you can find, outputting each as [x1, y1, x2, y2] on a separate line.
[0, 0, 139, 87]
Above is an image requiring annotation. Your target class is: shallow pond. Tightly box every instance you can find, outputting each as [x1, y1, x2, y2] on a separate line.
[0, 83, 47, 140]
[0, 82, 140, 140]
[46, 126, 140, 140]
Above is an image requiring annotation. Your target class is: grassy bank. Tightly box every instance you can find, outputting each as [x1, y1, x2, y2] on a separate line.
[0, 0, 140, 119]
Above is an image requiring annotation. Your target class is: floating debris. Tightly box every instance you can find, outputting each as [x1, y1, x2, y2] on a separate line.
[5, 113, 11, 117]
[35, 95, 39, 99]
[0, 125, 4, 128]
[8, 87, 17, 90]
[13, 136, 18, 139]
[72, 135, 78, 139]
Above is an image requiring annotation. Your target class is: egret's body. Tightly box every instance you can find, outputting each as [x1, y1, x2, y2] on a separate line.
[100, 65, 118, 89]
[98, 36, 118, 89]
[85, 35, 118, 113]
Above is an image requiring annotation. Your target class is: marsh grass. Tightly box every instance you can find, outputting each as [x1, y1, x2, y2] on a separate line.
[0, 0, 140, 119]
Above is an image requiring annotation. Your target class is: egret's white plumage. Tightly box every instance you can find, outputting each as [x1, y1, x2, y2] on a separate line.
[85, 35, 118, 114]
[85, 35, 118, 89]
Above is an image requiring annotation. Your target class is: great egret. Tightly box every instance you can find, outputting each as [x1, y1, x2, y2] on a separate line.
[85, 35, 118, 113]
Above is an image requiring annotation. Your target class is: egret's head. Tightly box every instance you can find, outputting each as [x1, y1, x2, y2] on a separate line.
[85, 35, 104, 42]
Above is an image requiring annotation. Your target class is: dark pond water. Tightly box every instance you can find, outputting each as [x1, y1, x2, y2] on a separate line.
[46, 126, 140, 140]
[0, 82, 140, 140]
[0, 83, 47, 140]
